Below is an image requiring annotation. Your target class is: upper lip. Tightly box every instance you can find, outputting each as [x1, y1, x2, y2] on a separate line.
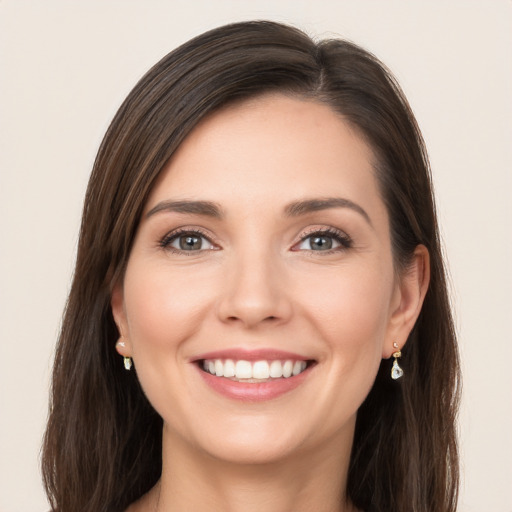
[191, 348, 312, 362]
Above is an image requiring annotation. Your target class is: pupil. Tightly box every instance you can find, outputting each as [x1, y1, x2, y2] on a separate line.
[180, 235, 201, 250]
[311, 236, 332, 250]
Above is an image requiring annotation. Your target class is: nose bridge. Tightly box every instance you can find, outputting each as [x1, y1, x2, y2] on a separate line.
[218, 241, 291, 327]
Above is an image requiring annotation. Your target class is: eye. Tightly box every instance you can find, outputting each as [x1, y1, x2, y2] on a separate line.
[293, 229, 352, 252]
[160, 230, 216, 253]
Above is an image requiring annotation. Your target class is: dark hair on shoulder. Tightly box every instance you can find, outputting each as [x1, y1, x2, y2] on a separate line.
[42, 20, 460, 512]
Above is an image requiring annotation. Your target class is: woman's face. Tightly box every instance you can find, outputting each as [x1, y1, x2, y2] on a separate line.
[112, 94, 415, 464]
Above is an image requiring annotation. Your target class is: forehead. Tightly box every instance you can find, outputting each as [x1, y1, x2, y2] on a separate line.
[146, 94, 384, 221]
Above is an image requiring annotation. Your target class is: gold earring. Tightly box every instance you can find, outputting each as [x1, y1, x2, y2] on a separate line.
[391, 342, 403, 380]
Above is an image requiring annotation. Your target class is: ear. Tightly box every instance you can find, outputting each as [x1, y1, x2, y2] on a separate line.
[383, 244, 430, 358]
[111, 282, 133, 357]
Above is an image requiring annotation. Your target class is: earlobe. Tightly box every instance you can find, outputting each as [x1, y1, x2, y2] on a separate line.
[115, 338, 131, 356]
[383, 245, 430, 358]
[111, 283, 132, 357]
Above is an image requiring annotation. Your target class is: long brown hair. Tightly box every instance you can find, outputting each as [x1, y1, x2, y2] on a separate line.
[42, 21, 460, 512]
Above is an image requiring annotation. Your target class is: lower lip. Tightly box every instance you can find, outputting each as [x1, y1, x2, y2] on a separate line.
[196, 365, 312, 402]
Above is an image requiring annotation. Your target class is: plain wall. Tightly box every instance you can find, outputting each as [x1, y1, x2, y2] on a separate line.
[1, 1, 511, 511]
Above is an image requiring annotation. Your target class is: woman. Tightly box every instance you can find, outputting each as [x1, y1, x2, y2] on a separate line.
[42, 20, 460, 512]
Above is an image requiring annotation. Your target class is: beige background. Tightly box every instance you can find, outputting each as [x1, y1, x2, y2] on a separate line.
[1, 1, 511, 511]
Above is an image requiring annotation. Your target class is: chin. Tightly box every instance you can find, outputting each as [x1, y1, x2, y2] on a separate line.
[163, 412, 313, 466]
[202, 434, 305, 466]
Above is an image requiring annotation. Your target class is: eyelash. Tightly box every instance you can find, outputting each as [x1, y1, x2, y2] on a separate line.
[159, 228, 217, 255]
[158, 227, 353, 255]
[293, 227, 353, 254]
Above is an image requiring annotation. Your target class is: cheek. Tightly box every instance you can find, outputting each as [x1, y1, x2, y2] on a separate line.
[295, 261, 394, 358]
[123, 261, 215, 355]
[275, 261, 395, 441]
[121, 262, 219, 425]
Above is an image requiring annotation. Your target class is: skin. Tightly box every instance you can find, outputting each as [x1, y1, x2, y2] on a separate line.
[112, 94, 429, 512]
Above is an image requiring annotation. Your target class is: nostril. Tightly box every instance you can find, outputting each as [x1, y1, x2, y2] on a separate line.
[225, 315, 277, 323]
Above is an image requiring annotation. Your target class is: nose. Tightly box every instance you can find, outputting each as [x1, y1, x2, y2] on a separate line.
[217, 249, 292, 328]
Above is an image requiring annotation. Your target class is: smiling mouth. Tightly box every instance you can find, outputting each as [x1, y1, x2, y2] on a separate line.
[199, 358, 315, 382]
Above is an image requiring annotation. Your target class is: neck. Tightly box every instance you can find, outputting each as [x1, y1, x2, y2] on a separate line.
[139, 422, 357, 512]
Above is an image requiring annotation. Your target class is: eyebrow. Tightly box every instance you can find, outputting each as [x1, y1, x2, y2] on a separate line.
[146, 200, 223, 219]
[145, 197, 371, 226]
[284, 197, 372, 226]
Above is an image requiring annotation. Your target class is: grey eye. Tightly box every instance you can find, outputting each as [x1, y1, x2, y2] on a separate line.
[298, 235, 340, 251]
[310, 236, 333, 250]
[180, 235, 202, 250]
[168, 233, 214, 251]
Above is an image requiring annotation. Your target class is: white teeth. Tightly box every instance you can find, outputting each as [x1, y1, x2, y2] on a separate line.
[214, 359, 224, 377]
[282, 360, 293, 378]
[292, 361, 307, 376]
[223, 359, 235, 378]
[202, 358, 309, 380]
[269, 360, 283, 378]
[235, 360, 252, 379]
[252, 360, 270, 379]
